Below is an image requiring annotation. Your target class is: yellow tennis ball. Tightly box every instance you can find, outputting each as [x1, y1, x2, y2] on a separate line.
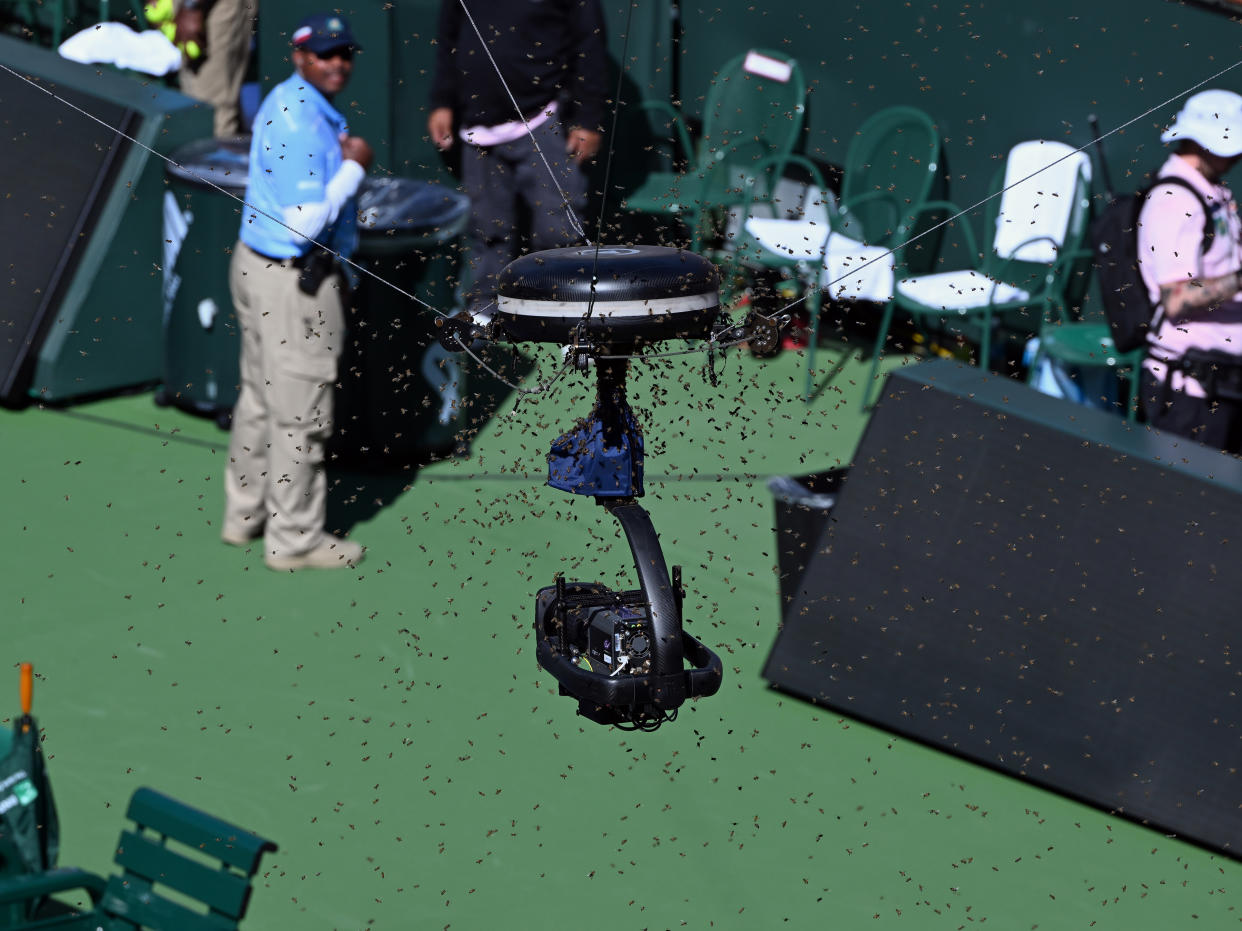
[144, 0, 173, 26]
[182, 39, 202, 60]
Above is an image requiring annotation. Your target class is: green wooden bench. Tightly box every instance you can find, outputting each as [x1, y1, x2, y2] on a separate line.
[0, 787, 276, 930]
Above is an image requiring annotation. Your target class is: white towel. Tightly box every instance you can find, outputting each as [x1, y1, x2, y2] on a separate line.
[59, 23, 182, 77]
[742, 218, 894, 303]
[992, 140, 1091, 264]
[743, 215, 828, 261]
[895, 269, 1031, 311]
[821, 232, 894, 303]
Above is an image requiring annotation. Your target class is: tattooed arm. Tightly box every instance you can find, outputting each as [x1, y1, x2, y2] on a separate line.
[1161, 268, 1242, 320]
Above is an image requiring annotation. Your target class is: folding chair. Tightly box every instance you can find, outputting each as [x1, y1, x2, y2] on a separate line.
[730, 106, 943, 401]
[623, 48, 806, 250]
[871, 139, 1092, 407]
[1025, 319, 1144, 421]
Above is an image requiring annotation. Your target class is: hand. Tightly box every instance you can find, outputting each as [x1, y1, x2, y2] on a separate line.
[340, 134, 373, 171]
[428, 107, 455, 152]
[172, 7, 205, 46]
[567, 128, 601, 165]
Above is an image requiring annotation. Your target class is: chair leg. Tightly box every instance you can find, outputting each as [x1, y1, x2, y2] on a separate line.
[802, 285, 823, 403]
[979, 310, 992, 375]
[862, 300, 896, 409]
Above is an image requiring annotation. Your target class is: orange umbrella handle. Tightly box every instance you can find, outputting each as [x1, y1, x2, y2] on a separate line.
[20, 663, 32, 715]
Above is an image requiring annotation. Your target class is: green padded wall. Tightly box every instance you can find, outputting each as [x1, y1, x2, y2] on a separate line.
[257, 0, 1241, 237]
[675, 1, 1241, 285]
[253, 1, 1242, 317]
[0, 34, 211, 403]
[257, 0, 675, 183]
[257, 0, 443, 180]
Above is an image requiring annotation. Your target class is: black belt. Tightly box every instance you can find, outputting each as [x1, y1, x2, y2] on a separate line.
[245, 243, 294, 264]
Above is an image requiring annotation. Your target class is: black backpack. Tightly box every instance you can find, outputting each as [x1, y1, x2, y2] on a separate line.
[1090, 176, 1214, 353]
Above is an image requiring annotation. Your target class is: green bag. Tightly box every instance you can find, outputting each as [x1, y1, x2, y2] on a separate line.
[0, 717, 58, 878]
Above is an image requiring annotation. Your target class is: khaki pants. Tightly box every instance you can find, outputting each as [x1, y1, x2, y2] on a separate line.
[225, 243, 347, 558]
[178, 0, 257, 137]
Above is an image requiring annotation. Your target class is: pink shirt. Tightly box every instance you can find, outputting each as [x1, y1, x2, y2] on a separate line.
[1139, 154, 1242, 396]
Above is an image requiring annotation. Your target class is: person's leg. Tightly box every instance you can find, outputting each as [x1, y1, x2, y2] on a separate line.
[259, 271, 349, 560]
[517, 118, 589, 252]
[1223, 399, 1242, 454]
[460, 143, 518, 318]
[223, 245, 270, 541]
[178, 0, 257, 137]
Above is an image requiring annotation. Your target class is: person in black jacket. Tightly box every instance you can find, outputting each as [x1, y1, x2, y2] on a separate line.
[427, 0, 608, 320]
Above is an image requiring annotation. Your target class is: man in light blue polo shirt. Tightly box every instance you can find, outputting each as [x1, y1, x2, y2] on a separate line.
[223, 12, 372, 570]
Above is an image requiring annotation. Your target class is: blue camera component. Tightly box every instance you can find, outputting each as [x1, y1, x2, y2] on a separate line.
[547, 400, 644, 498]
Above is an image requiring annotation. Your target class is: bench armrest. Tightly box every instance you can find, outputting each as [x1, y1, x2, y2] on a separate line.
[0, 867, 107, 909]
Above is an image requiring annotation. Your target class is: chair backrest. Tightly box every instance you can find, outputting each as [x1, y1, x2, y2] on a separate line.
[95, 788, 276, 931]
[990, 139, 1092, 265]
[698, 49, 806, 173]
[839, 105, 943, 247]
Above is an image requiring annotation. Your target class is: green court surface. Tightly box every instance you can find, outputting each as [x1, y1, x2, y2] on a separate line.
[3, 345, 1239, 929]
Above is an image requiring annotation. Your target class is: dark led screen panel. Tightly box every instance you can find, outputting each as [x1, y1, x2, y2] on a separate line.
[765, 360, 1242, 856]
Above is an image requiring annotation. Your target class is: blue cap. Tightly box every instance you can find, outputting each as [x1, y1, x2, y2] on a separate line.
[291, 13, 360, 54]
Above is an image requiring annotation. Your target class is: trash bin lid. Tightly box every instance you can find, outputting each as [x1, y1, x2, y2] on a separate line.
[357, 177, 469, 247]
[166, 136, 250, 195]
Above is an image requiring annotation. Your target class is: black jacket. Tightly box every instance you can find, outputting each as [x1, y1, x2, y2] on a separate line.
[429, 0, 608, 133]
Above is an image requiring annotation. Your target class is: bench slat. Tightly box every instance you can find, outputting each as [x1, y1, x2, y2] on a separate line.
[125, 788, 276, 874]
[99, 875, 235, 931]
[113, 830, 251, 919]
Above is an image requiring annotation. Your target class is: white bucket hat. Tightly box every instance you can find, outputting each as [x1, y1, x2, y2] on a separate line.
[1161, 88, 1242, 157]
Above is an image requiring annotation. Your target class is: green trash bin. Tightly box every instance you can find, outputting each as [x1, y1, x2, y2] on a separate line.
[333, 178, 472, 464]
[158, 137, 248, 428]
[160, 155, 473, 454]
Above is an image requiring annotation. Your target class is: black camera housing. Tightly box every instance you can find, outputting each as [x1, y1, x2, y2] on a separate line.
[537, 582, 652, 678]
[440, 246, 729, 729]
[533, 500, 723, 730]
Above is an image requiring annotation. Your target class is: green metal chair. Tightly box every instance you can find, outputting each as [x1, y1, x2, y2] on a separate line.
[623, 48, 806, 250]
[0, 787, 276, 931]
[869, 139, 1093, 407]
[729, 105, 944, 400]
[1025, 319, 1143, 421]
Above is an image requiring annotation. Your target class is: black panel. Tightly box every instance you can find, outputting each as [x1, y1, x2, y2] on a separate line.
[0, 68, 136, 403]
[764, 359, 1242, 856]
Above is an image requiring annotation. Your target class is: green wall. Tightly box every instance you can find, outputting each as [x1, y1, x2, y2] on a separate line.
[0, 34, 213, 403]
[257, 0, 674, 183]
[677, 0, 1242, 214]
[256, 0, 1242, 246]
